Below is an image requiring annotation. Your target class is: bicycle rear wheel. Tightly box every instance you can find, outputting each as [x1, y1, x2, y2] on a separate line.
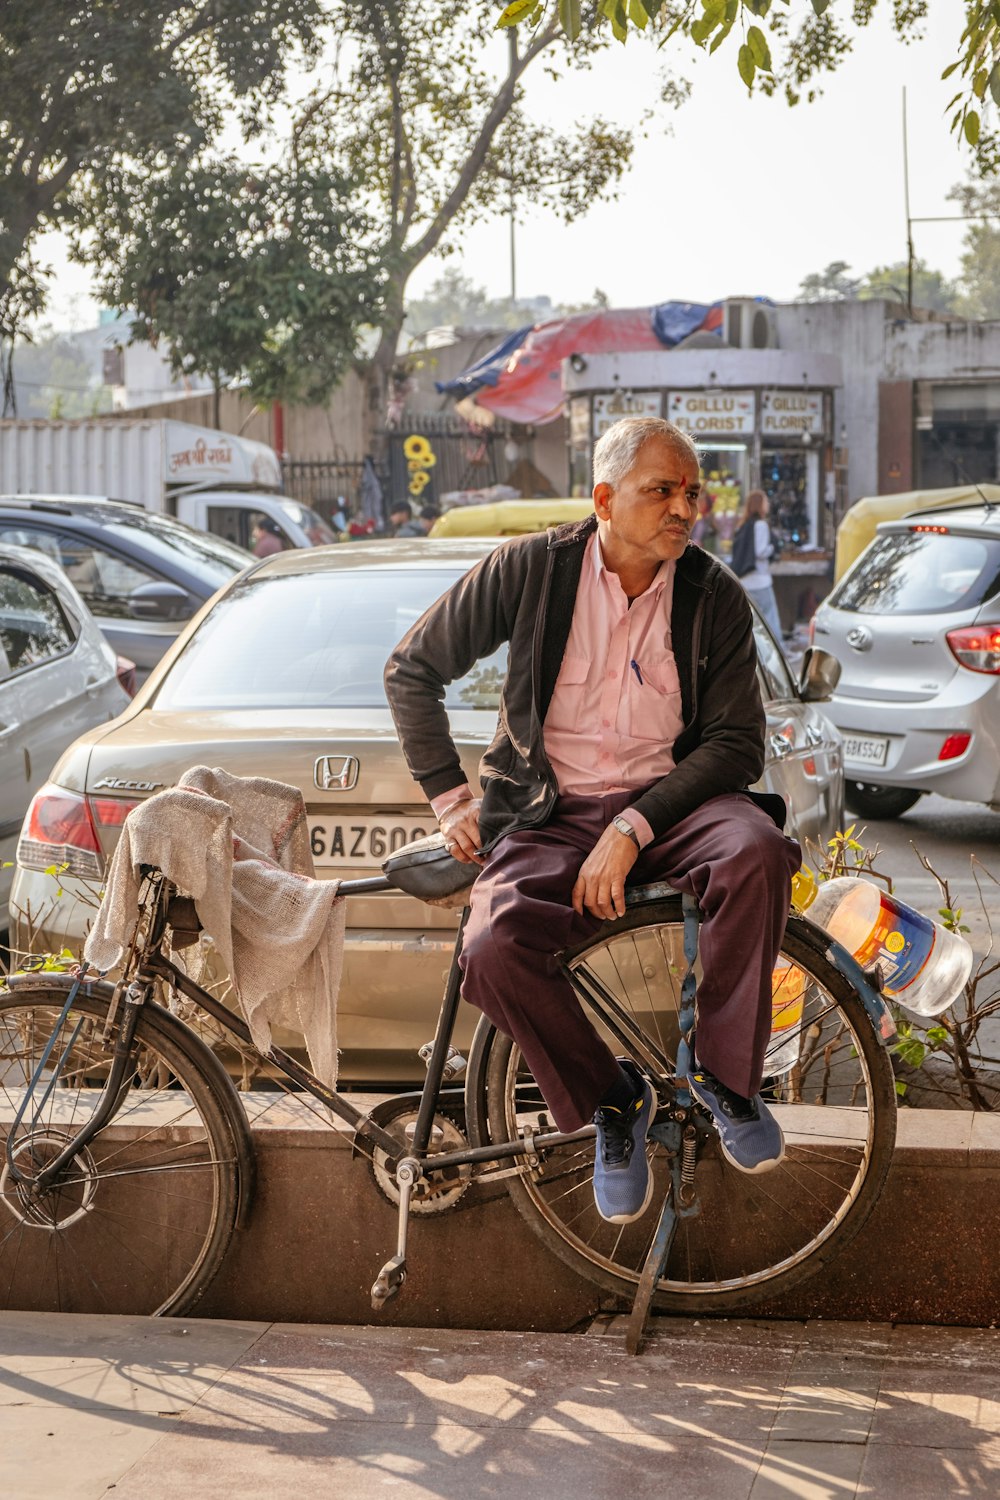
[466, 898, 896, 1314]
[0, 980, 241, 1316]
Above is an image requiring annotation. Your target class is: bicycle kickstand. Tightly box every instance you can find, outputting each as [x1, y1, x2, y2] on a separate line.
[626, 892, 701, 1356]
[371, 1155, 420, 1311]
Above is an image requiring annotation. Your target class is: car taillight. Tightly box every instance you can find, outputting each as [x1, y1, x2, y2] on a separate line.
[939, 733, 972, 762]
[16, 787, 140, 879]
[946, 626, 1000, 674]
[116, 655, 137, 698]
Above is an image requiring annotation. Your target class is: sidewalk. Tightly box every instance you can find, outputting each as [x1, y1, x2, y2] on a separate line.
[2, 1313, 998, 1499]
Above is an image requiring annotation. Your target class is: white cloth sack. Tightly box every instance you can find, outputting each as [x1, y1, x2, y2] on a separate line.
[85, 765, 345, 1087]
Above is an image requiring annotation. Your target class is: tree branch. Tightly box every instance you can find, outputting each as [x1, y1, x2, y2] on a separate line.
[402, 15, 560, 272]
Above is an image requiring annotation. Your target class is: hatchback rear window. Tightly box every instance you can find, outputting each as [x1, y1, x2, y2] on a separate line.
[830, 531, 1000, 615]
[152, 569, 507, 711]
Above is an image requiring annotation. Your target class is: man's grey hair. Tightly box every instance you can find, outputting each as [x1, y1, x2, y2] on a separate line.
[592, 416, 699, 490]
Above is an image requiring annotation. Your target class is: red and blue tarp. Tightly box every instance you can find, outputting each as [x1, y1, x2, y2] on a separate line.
[436, 301, 725, 425]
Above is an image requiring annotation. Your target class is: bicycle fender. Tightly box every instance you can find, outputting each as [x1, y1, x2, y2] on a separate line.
[819, 938, 897, 1045]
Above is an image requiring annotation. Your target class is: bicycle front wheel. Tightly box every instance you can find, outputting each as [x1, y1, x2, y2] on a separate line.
[0, 980, 241, 1316]
[466, 898, 896, 1315]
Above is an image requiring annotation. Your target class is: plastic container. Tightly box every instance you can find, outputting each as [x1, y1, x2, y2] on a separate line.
[766, 958, 807, 1075]
[803, 876, 973, 1018]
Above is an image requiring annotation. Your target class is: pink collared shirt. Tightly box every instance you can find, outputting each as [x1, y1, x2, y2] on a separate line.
[431, 532, 684, 847]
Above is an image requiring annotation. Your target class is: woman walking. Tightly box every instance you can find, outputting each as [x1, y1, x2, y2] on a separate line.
[732, 490, 783, 640]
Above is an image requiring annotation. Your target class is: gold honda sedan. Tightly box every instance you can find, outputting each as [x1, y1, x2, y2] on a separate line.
[9, 538, 843, 1083]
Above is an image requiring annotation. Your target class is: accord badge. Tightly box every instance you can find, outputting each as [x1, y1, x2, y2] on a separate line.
[315, 754, 360, 791]
[845, 626, 874, 652]
[92, 776, 164, 792]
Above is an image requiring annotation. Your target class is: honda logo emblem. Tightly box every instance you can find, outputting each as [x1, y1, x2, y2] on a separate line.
[314, 755, 360, 791]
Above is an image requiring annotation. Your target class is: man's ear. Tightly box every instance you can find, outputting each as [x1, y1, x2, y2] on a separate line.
[593, 482, 612, 520]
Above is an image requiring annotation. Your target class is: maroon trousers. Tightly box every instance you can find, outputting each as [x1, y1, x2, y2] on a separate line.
[459, 790, 801, 1132]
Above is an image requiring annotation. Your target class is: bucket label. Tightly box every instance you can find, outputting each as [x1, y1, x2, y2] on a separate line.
[846, 894, 936, 996]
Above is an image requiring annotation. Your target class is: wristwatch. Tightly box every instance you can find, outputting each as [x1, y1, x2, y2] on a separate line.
[611, 815, 640, 847]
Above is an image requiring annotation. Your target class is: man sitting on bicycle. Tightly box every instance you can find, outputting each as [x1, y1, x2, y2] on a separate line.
[384, 415, 801, 1225]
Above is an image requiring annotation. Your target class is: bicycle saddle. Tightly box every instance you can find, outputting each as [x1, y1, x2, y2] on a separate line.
[381, 831, 478, 907]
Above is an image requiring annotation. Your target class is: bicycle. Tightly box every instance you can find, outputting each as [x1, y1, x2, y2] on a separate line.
[0, 840, 898, 1353]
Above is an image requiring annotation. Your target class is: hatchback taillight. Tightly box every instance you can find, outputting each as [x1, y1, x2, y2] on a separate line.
[946, 626, 1000, 674]
[16, 786, 140, 879]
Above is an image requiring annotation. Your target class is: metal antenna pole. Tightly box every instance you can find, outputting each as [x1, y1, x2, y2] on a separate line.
[509, 30, 517, 308]
[903, 86, 914, 316]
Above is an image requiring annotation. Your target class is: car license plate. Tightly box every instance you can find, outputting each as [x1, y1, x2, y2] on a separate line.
[842, 733, 889, 767]
[309, 816, 433, 867]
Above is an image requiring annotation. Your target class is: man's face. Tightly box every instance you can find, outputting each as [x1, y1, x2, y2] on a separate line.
[594, 436, 701, 565]
[390, 508, 409, 527]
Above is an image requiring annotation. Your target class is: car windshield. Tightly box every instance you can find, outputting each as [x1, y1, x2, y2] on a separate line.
[830, 530, 1000, 615]
[152, 568, 507, 710]
[104, 516, 251, 587]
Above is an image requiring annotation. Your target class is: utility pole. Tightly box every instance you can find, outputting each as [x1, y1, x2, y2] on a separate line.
[903, 86, 914, 317]
[508, 30, 517, 309]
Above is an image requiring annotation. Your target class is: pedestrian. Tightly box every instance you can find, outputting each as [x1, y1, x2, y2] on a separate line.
[389, 500, 414, 535]
[396, 504, 440, 537]
[385, 415, 800, 1227]
[731, 489, 783, 640]
[690, 491, 718, 555]
[251, 515, 285, 558]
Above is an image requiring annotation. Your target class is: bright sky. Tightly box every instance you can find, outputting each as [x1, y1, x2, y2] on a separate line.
[39, 0, 977, 330]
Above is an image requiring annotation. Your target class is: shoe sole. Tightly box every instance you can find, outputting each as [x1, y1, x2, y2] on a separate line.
[595, 1091, 657, 1224]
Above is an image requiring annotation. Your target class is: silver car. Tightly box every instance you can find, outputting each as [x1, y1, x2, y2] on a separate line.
[814, 502, 1000, 818]
[9, 538, 843, 1080]
[1, 543, 129, 927]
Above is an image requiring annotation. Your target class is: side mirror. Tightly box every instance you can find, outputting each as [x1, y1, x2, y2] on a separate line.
[127, 581, 193, 622]
[797, 646, 841, 702]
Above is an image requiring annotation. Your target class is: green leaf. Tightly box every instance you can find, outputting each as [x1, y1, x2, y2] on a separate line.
[737, 43, 756, 88]
[690, 15, 716, 43]
[496, 0, 537, 28]
[745, 0, 771, 13]
[941, 60, 961, 80]
[965, 109, 981, 145]
[926, 1026, 950, 1045]
[627, 0, 649, 28]
[747, 24, 772, 70]
[990, 63, 1000, 108]
[558, 0, 582, 38]
[810, 0, 830, 12]
[974, 67, 989, 100]
[709, 18, 735, 52]
[895, 1079, 908, 1097]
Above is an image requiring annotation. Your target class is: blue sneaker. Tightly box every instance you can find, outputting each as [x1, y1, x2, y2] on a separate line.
[688, 1069, 785, 1174]
[592, 1062, 656, 1223]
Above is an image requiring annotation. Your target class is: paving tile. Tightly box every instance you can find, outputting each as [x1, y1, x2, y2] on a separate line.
[860, 1439, 1000, 1497]
[749, 1439, 867, 1499]
[0, 1311, 268, 1412]
[869, 1386, 1000, 1447]
[770, 1380, 879, 1444]
[0, 1402, 174, 1500]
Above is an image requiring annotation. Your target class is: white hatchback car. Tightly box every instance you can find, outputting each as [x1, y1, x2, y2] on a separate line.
[0, 544, 129, 926]
[814, 502, 1000, 818]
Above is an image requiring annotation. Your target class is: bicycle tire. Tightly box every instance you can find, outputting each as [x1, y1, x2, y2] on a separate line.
[0, 980, 242, 1316]
[465, 897, 896, 1314]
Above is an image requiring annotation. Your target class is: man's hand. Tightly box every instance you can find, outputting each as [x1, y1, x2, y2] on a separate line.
[439, 797, 485, 866]
[572, 824, 639, 920]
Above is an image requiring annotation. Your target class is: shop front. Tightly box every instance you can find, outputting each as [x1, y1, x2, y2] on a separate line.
[565, 351, 840, 638]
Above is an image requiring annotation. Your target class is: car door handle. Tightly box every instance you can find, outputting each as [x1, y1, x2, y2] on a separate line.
[769, 732, 792, 758]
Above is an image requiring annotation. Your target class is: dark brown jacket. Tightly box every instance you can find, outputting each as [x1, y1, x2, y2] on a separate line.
[384, 515, 766, 852]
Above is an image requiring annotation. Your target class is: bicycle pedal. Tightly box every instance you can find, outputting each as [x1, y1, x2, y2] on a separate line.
[371, 1254, 407, 1311]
